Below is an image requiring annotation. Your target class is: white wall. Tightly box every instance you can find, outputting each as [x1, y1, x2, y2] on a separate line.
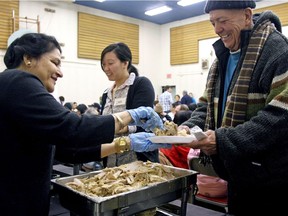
[0, 0, 286, 104]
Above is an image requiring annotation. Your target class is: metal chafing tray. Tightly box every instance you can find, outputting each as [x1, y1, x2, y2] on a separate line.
[51, 163, 198, 216]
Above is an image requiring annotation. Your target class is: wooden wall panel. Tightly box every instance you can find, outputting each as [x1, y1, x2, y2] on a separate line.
[78, 12, 139, 63]
[257, 3, 288, 26]
[0, 1, 19, 49]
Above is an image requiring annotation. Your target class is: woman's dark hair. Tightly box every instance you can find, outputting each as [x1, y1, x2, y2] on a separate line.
[76, 104, 88, 115]
[100, 42, 139, 76]
[64, 102, 72, 111]
[188, 103, 197, 111]
[89, 102, 101, 112]
[173, 110, 193, 126]
[4, 33, 62, 69]
[128, 65, 139, 76]
[172, 101, 180, 108]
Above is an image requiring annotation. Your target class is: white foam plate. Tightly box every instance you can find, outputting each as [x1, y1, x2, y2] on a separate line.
[148, 135, 197, 144]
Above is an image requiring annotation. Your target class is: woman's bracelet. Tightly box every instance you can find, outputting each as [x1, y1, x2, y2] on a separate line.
[113, 114, 125, 130]
[114, 136, 131, 153]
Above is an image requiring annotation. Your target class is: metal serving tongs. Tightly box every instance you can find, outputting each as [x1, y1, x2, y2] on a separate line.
[190, 125, 207, 140]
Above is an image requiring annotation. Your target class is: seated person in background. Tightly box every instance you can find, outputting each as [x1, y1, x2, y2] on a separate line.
[188, 103, 197, 112]
[180, 90, 193, 105]
[167, 102, 179, 120]
[174, 94, 181, 106]
[175, 103, 189, 112]
[173, 110, 193, 126]
[173, 103, 196, 126]
[153, 99, 159, 108]
[64, 102, 72, 111]
[71, 101, 78, 112]
[85, 107, 99, 116]
[189, 92, 197, 104]
[59, 96, 65, 105]
[76, 103, 88, 116]
[154, 103, 172, 123]
[89, 102, 101, 114]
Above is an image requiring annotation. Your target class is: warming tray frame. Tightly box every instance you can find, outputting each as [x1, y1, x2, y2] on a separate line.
[51, 165, 198, 216]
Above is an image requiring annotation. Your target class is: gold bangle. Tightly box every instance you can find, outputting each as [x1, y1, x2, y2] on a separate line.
[114, 136, 131, 153]
[113, 114, 125, 130]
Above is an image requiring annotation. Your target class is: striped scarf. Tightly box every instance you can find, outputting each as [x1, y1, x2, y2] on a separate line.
[201, 20, 276, 165]
[205, 20, 276, 130]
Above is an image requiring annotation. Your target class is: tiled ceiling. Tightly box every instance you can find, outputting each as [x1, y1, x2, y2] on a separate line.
[73, 0, 208, 25]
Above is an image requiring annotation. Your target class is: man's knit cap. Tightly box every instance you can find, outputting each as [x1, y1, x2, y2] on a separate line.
[204, 0, 256, 13]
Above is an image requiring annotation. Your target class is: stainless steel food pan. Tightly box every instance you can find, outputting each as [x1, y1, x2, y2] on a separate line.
[51, 163, 197, 216]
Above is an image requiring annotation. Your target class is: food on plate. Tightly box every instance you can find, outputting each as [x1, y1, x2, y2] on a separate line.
[177, 129, 188, 136]
[154, 121, 188, 136]
[65, 161, 176, 197]
[154, 121, 177, 136]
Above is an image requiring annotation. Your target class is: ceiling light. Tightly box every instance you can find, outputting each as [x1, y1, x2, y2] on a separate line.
[93, 0, 105, 2]
[177, 0, 205, 7]
[145, 6, 172, 16]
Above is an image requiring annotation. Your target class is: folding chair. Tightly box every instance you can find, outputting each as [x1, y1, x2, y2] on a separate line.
[189, 156, 228, 213]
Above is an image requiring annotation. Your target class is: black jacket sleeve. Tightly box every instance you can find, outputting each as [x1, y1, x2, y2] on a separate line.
[3, 71, 115, 163]
[126, 76, 155, 133]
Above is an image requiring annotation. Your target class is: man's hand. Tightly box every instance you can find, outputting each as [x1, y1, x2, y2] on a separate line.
[184, 130, 217, 155]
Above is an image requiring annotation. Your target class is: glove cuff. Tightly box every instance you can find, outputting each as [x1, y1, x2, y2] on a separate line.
[114, 136, 131, 153]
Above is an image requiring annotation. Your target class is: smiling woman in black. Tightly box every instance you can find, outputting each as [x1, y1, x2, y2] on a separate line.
[0, 33, 164, 216]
